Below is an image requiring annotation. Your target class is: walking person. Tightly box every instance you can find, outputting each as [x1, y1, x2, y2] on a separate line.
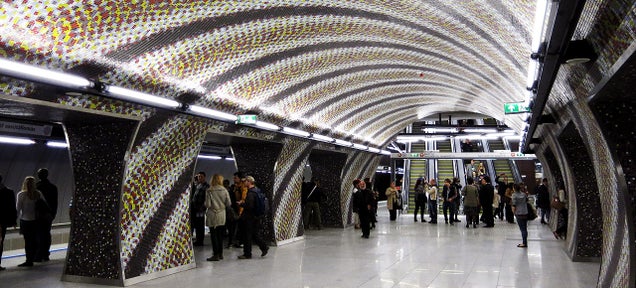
[355, 180, 374, 238]
[16, 176, 44, 267]
[461, 178, 480, 228]
[413, 178, 427, 222]
[237, 176, 269, 259]
[427, 179, 438, 224]
[1, 175, 17, 271]
[205, 174, 232, 261]
[228, 172, 246, 248]
[511, 183, 529, 248]
[35, 168, 57, 262]
[303, 179, 324, 230]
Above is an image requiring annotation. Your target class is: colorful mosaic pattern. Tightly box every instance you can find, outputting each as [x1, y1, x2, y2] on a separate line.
[120, 115, 208, 278]
[308, 151, 348, 227]
[0, 0, 536, 145]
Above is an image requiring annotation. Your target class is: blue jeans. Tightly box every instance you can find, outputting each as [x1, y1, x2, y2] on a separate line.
[516, 215, 528, 245]
[428, 200, 437, 222]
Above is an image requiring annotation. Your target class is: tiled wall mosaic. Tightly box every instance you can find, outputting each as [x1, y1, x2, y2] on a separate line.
[308, 150, 348, 228]
[64, 121, 138, 280]
[340, 151, 382, 226]
[558, 123, 602, 259]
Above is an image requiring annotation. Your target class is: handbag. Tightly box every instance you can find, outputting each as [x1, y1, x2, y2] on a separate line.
[526, 202, 537, 221]
[551, 198, 565, 210]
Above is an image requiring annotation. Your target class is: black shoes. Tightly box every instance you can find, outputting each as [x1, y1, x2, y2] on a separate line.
[261, 247, 269, 257]
[206, 255, 220, 261]
[238, 255, 252, 259]
[0, 266, 6, 271]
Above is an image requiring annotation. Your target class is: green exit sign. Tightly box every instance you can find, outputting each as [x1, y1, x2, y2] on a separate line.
[504, 102, 531, 114]
[237, 114, 257, 124]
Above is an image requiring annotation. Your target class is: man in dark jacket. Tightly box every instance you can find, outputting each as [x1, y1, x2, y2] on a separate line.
[536, 178, 551, 224]
[190, 172, 209, 246]
[35, 168, 57, 262]
[1, 175, 17, 271]
[479, 176, 495, 227]
[356, 180, 374, 238]
[237, 176, 268, 259]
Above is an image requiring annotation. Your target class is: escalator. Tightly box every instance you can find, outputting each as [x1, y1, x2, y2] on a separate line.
[407, 143, 426, 213]
[488, 139, 514, 183]
[436, 140, 455, 184]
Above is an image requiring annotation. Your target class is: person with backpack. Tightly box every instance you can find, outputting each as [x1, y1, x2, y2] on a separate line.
[237, 176, 269, 259]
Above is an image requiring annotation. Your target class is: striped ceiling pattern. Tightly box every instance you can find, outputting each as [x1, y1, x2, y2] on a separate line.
[0, 1, 535, 146]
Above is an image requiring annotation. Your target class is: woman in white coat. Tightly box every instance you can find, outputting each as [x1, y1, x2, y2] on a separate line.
[205, 174, 232, 261]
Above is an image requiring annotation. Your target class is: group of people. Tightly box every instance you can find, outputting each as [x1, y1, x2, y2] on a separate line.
[189, 171, 268, 261]
[0, 169, 58, 269]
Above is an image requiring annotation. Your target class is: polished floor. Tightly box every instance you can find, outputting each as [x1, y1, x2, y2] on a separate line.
[1, 207, 599, 288]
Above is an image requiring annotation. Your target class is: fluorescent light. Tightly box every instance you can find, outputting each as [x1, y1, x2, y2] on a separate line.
[0, 58, 93, 88]
[282, 127, 310, 137]
[353, 143, 368, 150]
[368, 147, 380, 153]
[106, 85, 180, 108]
[456, 134, 498, 140]
[422, 128, 457, 133]
[255, 121, 279, 131]
[225, 157, 235, 161]
[531, 0, 549, 52]
[189, 105, 236, 121]
[387, 146, 401, 152]
[334, 139, 352, 146]
[0, 136, 35, 145]
[198, 155, 222, 160]
[462, 128, 497, 133]
[526, 60, 538, 88]
[396, 135, 447, 142]
[425, 136, 448, 141]
[380, 150, 391, 155]
[311, 134, 334, 142]
[46, 141, 68, 148]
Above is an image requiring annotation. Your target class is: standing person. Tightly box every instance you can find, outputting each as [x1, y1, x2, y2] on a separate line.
[452, 178, 462, 223]
[385, 181, 399, 221]
[413, 178, 427, 222]
[461, 178, 480, 228]
[1, 175, 17, 271]
[229, 172, 246, 248]
[495, 173, 508, 221]
[237, 176, 269, 259]
[479, 176, 495, 227]
[16, 176, 44, 267]
[465, 160, 477, 182]
[303, 179, 324, 230]
[536, 178, 551, 224]
[552, 185, 568, 239]
[477, 163, 486, 177]
[35, 168, 57, 262]
[205, 174, 232, 261]
[352, 180, 361, 229]
[427, 179, 438, 224]
[511, 183, 529, 248]
[504, 183, 515, 223]
[442, 179, 457, 225]
[364, 177, 378, 229]
[356, 180, 374, 239]
[190, 172, 209, 246]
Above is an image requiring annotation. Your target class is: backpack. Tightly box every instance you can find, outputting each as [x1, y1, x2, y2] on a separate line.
[253, 187, 269, 217]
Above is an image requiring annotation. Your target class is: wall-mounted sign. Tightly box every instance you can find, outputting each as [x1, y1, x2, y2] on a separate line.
[236, 114, 257, 124]
[504, 102, 530, 114]
[0, 120, 52, 136]
[391, 151, 536, 160]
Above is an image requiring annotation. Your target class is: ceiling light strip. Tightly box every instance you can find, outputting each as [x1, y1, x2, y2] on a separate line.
[0, 58, 93, 89]
[105, 85, 181, 109]
[0, 136, 36, 145]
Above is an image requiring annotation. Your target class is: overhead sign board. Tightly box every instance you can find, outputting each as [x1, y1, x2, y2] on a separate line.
[0, 120, 52, 136]
[390, 151, 536, 160]
[236, 114, 257, 124]
[504, 102, 531, 114]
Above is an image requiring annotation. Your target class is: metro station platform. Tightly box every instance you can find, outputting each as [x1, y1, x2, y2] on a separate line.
[0, 207, 599, 288]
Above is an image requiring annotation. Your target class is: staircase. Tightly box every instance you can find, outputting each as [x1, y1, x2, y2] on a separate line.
[407, 143, 426, 213]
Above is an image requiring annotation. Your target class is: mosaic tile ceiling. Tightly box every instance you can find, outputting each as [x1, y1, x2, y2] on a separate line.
[0, 1, 535, 146]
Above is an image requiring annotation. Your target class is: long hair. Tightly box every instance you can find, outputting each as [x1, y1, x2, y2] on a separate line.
[21, 176, 37, 199]
[210, 174, 224, 187]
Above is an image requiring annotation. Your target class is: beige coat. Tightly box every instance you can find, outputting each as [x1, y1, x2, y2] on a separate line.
[385, 187, 398, 210]
[205, 185, 232, 228]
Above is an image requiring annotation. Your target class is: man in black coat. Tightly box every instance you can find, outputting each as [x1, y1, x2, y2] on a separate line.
[356, 180, 374, 239]
[35, 168, 58, 262]
[479, 176, 495, 227]
[1, 175, 17, 271]
[536, 178, 551, 224]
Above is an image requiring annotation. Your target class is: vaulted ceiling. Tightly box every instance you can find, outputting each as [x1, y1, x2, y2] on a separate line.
[0, 1, 535, 147]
